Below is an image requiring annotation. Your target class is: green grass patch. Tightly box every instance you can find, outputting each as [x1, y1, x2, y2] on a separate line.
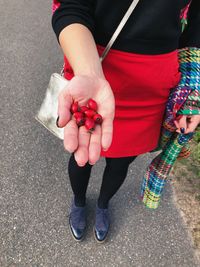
[173, 126, 200, 194]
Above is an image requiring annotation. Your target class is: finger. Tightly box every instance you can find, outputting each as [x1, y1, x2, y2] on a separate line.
[88, 125, 102, 165]
[174, 115, 187, 133]
[185, 116, 200, 133]
[101, 117, 113, 151]
[74, 126, 91, 167]
[57, 88, 73, 128]
[63, 119, 78, 153]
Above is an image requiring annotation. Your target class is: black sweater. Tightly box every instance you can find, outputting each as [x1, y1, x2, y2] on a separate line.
[52, 0, 200, 54]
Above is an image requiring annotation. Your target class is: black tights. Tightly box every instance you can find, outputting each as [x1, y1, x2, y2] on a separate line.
[68, 153, 137, 208]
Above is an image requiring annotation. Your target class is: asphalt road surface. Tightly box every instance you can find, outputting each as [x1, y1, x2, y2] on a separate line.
[0, 1, 199, 266]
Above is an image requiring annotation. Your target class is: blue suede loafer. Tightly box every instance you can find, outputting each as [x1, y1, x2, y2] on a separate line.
[94, 205, 110, 243]
[69, 198, 86, 241]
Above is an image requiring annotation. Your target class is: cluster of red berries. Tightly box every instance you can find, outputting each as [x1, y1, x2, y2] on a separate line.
[70, 98, 103, 133]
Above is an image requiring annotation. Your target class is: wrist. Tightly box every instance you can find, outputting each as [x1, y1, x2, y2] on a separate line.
[74, 62, 105, 79]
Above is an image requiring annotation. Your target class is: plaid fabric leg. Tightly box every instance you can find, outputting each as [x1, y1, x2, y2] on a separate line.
[141, 132, 194, 209]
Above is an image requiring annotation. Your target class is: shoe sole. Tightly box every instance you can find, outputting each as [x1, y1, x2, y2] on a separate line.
[69, 217, 86, 242]
[93, 226, 109, 244]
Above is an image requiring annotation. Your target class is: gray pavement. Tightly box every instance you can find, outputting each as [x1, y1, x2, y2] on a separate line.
[0, 0, 199, 266]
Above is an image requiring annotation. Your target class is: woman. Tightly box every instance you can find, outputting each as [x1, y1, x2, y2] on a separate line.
[51, 0, 200, 242]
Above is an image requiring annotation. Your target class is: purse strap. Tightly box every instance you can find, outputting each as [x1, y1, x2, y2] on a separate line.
[100, 0, 140, 62]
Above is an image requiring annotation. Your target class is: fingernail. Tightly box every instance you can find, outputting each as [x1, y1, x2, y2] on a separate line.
[180, 127, 185, 133]
[56, 116, 60, 128]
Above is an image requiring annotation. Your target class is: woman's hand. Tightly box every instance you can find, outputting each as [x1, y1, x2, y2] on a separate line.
[174, 114, 200, 133]
[57, 74, 115, 166]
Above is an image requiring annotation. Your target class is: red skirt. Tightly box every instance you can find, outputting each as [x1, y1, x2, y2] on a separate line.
[63, 44, 181, 158]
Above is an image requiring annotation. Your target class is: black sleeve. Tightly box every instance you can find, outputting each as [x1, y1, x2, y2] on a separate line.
[179, 0, 200, 48]
[52, 0, 96, 43]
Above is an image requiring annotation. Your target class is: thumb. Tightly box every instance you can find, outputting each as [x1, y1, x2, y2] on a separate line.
[174, 115, 187, 133]
[57, 88, 73, 128]
[98, 94, 115, 151]
[101, 116, 114, 150]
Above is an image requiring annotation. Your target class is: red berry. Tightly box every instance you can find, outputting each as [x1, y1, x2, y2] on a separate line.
[76, 117, 85, 127]
[84, 109, 96, 118]
[71, 101, 79, 113]
[85, 118, 95, 132]
[73, 112, 84, 120]
[88, 99, 98, 111]
[79, 106, 88, 112]
[93, 113, 103, 124]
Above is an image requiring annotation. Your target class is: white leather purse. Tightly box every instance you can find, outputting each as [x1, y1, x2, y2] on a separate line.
[35, 0, 140, 140]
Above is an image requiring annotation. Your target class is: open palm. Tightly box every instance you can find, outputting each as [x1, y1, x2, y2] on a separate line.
[57, 75, 115, 166]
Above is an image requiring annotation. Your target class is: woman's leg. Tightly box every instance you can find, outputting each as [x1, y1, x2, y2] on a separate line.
[97, 156, 137, 208]
[68, 153, 93, 207]
[94, 155, 137, 242]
